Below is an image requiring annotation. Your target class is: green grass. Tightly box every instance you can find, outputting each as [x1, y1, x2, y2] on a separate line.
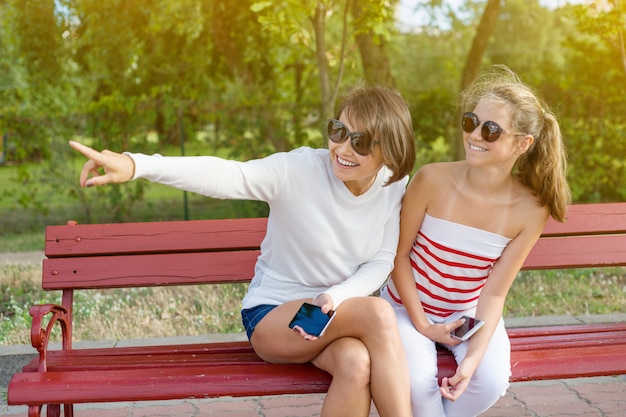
[0, 232, 45, 253]
[506, 268, 626, 317]
[0, 263, 247, 345]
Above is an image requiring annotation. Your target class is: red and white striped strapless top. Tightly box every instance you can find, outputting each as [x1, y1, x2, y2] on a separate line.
[386, 213, 511, 317]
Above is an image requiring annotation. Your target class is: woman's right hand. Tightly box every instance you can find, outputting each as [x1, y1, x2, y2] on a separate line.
[69, 140, 135, 187]
[422, 319, 465, 347]
[312, 293, 335, 315]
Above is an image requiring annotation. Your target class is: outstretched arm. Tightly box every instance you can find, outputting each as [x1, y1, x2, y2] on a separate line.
[69, 140, 135, 187]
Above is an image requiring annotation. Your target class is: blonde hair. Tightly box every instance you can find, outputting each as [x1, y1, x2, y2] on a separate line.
[460, 65, 571, 222]
[335, 86, 416, 185]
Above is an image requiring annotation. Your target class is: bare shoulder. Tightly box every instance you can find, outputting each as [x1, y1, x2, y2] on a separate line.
[407, 162, 466, 215]
[513, 178, 551, 230]
[411, 161, 460, 185]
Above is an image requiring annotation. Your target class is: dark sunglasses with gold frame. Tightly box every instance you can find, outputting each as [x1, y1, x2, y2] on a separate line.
[462, 112, 527, 142]
[327, 118, 378, 156]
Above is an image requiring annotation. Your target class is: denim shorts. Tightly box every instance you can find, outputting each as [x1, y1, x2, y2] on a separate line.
[241, 304, 278, 340]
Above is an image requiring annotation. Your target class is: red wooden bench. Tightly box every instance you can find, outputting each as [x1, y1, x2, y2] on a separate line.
[7, 202, 626, 417]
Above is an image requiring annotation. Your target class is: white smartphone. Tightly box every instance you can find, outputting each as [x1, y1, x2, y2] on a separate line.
[288, 302, 336, 337]
[450, 316, 485, 341]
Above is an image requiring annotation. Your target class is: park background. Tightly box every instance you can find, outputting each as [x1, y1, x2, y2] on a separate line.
[0, 0, 624, 344]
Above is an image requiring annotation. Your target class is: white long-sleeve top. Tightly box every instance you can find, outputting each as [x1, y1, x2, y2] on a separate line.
[128, 147, 407, 309]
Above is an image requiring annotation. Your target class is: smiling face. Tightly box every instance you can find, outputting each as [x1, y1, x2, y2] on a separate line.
[463, 99, 533, 168]
[328, 115, 384, 196]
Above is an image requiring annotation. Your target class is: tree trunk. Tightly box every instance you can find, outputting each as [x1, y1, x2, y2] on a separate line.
[312, 1, 333, 120]
[455, 0, 502, 159]
[351, 0, 395, 87]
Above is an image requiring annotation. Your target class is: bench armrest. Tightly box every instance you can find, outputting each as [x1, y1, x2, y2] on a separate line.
[29, 303, 71, 372]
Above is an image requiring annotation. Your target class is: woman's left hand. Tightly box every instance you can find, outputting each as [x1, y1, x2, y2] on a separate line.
[439, 370, 471, 401]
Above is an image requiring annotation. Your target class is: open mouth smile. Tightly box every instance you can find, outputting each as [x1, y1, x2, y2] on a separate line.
[337, 155, 358, 167]
[469, 143, 487, 152]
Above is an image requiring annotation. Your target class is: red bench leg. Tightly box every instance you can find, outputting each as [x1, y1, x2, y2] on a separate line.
[46, 404, 60, 417]
[24, 403, 73, 417]
[27, 405, 41, 417]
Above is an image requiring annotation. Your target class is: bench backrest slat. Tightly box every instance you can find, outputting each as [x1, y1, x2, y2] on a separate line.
[523, 234, 626, 270]
[45, 217, 267, 257]
[42, 250, 261, 290]
[41, 203, 626, 291]
[541, 202, 626, 236]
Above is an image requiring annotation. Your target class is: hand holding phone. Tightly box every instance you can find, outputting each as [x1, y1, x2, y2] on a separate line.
[289, 302, 336, 340]
[450, 316, 484, 341]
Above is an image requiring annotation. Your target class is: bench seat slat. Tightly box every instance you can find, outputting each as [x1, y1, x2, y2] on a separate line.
[507, 323, 626, 337]
[8, 364, 332, 405]
[26, 323, 626, 367]
[18, 324, 626, 378]
[20, 323, 626, 360]
[508, 343, 626, 381]
[42, 251, 261, 290]
[10, 343, 626, 406]
[19, 333, 626, 373]
[22, 351, 273, 372]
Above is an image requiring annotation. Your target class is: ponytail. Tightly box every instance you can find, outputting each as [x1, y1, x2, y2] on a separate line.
[516, 110, 571, 222]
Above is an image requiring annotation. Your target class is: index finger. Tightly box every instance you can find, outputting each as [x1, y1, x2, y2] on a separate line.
[69, 140, 103, 161]
[69, 140, 106, 187]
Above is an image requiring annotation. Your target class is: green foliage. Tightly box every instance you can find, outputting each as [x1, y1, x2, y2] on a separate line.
[562, 118, 626, 202]
[490, 0, 569, 77]
[557, 3, 626, 120]
[415, 136, 453, 171]
[0, 0, 624, 227]
[252, 0, 317, 45]
[0, 141, 270, 238]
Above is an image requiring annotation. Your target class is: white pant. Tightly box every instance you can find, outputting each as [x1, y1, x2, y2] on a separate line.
[382, 291, 511, 417]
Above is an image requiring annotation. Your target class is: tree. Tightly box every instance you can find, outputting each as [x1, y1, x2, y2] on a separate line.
[252, 0, 398, 127]
[452, 0, 501, 158]
[351, 0, 397, 87]
[559, 0, 626, 202]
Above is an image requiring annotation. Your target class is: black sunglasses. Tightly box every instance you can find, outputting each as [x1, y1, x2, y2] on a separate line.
[327, 118, 378, 156]
[462, 112, 526, 142]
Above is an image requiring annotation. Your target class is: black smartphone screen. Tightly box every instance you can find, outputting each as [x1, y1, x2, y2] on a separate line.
[451, 316, 484, 341]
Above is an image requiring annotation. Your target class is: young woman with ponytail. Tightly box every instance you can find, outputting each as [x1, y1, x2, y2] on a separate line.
[381, 65, 571, 417]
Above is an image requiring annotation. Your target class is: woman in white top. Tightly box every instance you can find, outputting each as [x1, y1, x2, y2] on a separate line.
[70, 86, 416, 417]
[382, 66, 571, 417]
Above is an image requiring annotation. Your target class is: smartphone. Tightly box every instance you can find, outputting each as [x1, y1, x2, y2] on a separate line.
[450, 316, 485, 341]
[288, 302, 336, 338]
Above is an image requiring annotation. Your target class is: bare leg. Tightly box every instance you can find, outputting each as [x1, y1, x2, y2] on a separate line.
[312, 337, 372, 417]
[251, 297, 411, 417]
